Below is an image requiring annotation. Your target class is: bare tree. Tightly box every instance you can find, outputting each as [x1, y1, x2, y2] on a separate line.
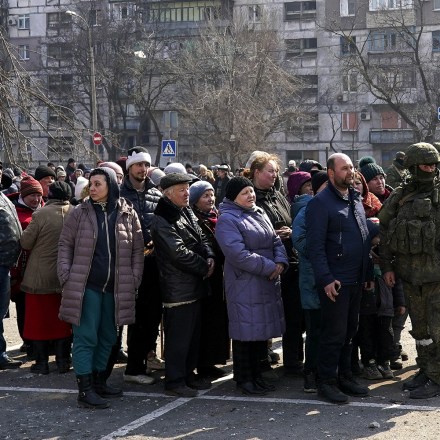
[323, 0, 440, 143]
[170, 12, 304, 169]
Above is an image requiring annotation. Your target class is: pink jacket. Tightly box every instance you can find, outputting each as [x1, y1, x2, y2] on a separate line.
[57, 198, 144, 326]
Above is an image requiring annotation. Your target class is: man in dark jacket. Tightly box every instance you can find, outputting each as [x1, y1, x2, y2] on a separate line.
[306, 153, 372, 404]
[0, 192, 23, 369]
[213, 164, 231, 207]
[151, 173, 215, 397]
[120, 147, 163, 385]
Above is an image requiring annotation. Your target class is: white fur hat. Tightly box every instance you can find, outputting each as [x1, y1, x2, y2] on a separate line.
[126, 150, 152, 169]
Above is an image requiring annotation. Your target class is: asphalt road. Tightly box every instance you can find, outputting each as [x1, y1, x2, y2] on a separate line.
[2, 304, 440, 440]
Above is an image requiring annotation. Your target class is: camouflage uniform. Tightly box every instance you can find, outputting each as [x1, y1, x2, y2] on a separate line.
[385, 160, 410, 190]
[378, 143, 440, 395]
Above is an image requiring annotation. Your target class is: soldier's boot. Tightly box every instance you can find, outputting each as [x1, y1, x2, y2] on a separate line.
[409, 379, 440, 399]
[402, 370, 429, 391]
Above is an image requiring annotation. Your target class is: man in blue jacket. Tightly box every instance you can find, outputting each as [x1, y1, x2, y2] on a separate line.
[306, 153, 372, 404]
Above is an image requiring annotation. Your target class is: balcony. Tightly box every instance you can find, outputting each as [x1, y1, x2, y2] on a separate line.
[369, 129, 415, 144]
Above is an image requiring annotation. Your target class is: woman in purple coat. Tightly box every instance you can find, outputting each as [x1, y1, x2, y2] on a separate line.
[215, 177, 288, 395]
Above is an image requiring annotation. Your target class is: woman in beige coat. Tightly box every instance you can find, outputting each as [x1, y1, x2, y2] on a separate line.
[58, 167, 144, 409]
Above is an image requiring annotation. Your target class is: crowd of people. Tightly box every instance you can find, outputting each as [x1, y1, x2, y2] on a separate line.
[0, 142, 439, 408]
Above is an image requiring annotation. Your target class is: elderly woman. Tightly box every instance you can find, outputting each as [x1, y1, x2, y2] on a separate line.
[216, 177, 288, 395]
[189, 181, 230, 378]
[20, 182, 74, 375]
[58, 168, 144, 409]
[248, 153, 304, 376]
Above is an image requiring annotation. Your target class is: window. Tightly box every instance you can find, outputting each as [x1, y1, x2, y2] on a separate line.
[18, 45, 30, 60]
[47, 44, 72, 60]
[47, 137, 74, 156]
[284, 1, 316, 20]
[90, 9, 99, 26]
[368, 29, 412, 51]
[47, 106, 71, 127]
[18, 110, 30, 124]
[18, 14, 30, 29]
[163, 111, 179, 129]
[48, 74, 73, 92]
[435, 0, 440, 10]
[300, 75, 319, 89]
[341, 0, 356, 16]
[285, 38, 317, 58]
[381, 111, 407, 129]
[433, 31, 440, 52]
[342, 112, 358, 131]
[341, 36, 357, 55]
[342, 72, 358, 92]
[47, 12, 71, 29]
[377, 68, 416, 89]
[369, 0, 413, 10]
[248, 5, 262, 23]
[143, 3, 220, 23]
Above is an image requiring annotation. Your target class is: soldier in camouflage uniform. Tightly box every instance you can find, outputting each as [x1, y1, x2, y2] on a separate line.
[385, 151, 410, 190]
[378, 142, 440, 399]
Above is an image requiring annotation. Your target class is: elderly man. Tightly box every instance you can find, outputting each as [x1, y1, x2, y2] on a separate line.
[306, 153, 372, 404]
[151, 173, 215, 397]
[0, 191, 23, 369]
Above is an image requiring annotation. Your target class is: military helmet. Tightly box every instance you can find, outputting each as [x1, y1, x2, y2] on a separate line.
[404, 143, 440, 168]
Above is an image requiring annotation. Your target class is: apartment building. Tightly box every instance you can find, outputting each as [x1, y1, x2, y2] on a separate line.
[3, 0, 440, 167]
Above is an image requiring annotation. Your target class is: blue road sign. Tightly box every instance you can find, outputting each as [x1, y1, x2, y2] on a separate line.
[162, 140, 177, 157]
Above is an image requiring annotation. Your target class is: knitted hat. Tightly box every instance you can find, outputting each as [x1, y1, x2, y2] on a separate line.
[75, 176, 89, 200]
[311, 170, 329, 195]
[298, 160, 323, 173]
[160, 173, 192, 190]
[225, 176, 253, 201]
[287, 172, 311, 200]
[126, 150, 152, 169]
[20, 175, 43, 197]
[34, 165, 56, 181]
[149, 167, 166, 187]
[358, 156, 385, 183]
[164, 162, 187, 175]
[99, 161, 124, 178]
[189, 181, 214, 205]
[57, 170, 66, 178]
[48, 181, 71, 201]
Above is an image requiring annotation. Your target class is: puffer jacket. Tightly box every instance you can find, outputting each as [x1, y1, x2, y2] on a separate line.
[150, 197, 214, 304]
[120, 176, 162, 245]
[0, 192, 22, 267]
[215, 199, 288, 341]
[291, 194, 320, 310]
[57, 197, 144, 326]
[21, 200, 73, 294]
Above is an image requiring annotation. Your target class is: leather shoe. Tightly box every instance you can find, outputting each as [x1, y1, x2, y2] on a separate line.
[338, 375, 368, 397]
[409, 379, 440, 399]
[403, 371, 429, 391]
[197, 366, 227, 378]
[186, 375, 212, 390]
[237, 381, 266, 395]
[165, 386, 198, 397]
[0, 357, 22, 370]
[318, 381, 348, 404]
[254, 377, 276, 391]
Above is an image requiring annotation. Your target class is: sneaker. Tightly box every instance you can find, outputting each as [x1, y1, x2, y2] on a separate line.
[123, 373, 156, 385]
[362, 360, 382, 380]
[0, 357, 22, 370]
[303, 372, 317, 393]
[402, 371, 429, 391]
[339, 375, 369, 397]
[409, 379, 440, 399]
[147, 354, 165, 371]
[377, 361, 394, 379]
[318, 380, 348, 404]
[165, 385, 198, 398]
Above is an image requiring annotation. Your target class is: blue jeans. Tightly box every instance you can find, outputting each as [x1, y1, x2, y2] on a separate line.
[0, 266, 11, 360]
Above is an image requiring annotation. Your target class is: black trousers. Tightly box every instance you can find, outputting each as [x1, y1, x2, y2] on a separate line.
[358, 314, 394, 364]
[164, 300, 201, 389]
[232, 340, 267, 384]
[281, 267, 304, 368]
[317, 284, 362, 381]
[125, 257, 163, 375]
[303, 309, 321, 374]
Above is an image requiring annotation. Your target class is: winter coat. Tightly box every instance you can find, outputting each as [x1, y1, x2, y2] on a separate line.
[215, 199, 288, 341]
[291, 194, 320, 310]
[150, 197, 214, 304]
[306, 181, 371, 288]
[0, 192, 22, 267]
[57, 197, 144, 326]
[21, 200, 73, 294]
[120, 176, 162, 245]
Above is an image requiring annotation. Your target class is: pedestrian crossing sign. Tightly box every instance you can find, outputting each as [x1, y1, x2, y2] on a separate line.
[161, 140, 177, 157]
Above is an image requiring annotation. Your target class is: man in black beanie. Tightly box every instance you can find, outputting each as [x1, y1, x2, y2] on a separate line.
[34, 165, 56, 201]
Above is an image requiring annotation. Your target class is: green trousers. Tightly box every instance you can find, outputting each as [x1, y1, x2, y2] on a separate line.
[72, 288, 117, 376]
[403, 281, 440, 384]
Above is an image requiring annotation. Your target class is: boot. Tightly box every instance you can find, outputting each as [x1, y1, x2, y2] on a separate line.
[30, 340, 49, 375]
[93, 371, 123, 398]
[77, 374, 110, 409]
[55, 338, 71, 374]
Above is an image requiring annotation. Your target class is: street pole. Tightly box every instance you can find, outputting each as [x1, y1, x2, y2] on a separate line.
[66, 10, 98, 158]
